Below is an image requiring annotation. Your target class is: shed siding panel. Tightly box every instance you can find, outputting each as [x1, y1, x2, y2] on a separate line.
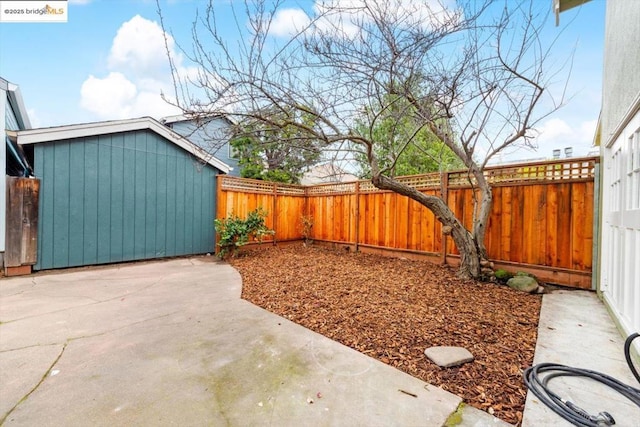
[52, 141, 70, 268]
[165, 154, 177, 257]
[96, 136, 112, 264]
[68, 140, 85, 265]
[144, 133, 157, 258]
[83, 138, 99, 265]
[122, 133, 137, 260]
[35, 129, 219, 270]
[174, 155, 186, 255]
[155, 141, 168, 258]
[110, 133, 125, 263]
[134, 131, 147, 259]
[184, 159, 195, 254]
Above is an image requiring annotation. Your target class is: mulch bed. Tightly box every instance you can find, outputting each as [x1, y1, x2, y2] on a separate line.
[229, 245, 541, 425]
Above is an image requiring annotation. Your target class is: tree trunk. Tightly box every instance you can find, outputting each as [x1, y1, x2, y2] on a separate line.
[469, 165, 493, 261]
[371, 173, 486, 279]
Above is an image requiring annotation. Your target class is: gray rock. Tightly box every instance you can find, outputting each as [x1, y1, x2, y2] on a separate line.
[424, 346, 474, 368]
[507, 275, 539, 293]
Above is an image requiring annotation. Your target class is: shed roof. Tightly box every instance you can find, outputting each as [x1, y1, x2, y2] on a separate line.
[7, 116, 231, 173]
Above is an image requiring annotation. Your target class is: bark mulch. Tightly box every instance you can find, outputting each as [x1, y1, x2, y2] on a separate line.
[229, 245, 542, 425]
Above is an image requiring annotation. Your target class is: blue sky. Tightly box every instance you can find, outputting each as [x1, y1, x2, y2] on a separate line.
[0, 0, 605, 161]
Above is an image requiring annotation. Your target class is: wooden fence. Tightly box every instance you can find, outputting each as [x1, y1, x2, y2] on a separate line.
[217, 157, 598, 289]
[4, 177, 40, 276]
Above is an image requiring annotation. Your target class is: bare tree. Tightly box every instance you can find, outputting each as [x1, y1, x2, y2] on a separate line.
[160, 0, 566, 279]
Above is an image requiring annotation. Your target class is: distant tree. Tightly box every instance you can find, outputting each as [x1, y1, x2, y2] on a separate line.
[353, 93, 463, 178]
[231, 108, 324, 184]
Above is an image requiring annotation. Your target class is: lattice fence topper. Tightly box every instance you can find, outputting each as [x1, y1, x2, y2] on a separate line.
[307, 182, 357, 195]
[220, 176, 306, 195]
[276, 184, 307, 196]
[220, 157, 597, 195]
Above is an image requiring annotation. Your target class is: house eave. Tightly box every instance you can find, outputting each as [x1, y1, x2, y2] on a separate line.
[554, 0, 592, 26]
[1, 77, 32, 130]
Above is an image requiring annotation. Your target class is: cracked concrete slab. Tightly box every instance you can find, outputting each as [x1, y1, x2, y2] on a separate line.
[0, 257, 503, 426]
[0, 344, 65, 416]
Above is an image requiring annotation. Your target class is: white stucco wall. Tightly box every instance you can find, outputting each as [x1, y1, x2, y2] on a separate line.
[600, 1, 640, 144]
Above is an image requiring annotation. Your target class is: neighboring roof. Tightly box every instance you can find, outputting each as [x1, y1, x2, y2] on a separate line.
[8, 117, 231, 174]
[554, 0, 592, 26]
[1, 77, 32, 130]
[161, 112, 236, 126]
[301, 163, 358, 185]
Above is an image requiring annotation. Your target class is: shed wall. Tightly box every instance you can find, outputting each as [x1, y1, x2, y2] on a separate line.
[34, 129, 218, 270]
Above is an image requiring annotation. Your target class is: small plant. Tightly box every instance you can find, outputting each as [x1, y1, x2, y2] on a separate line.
[300, 215, 314, 246]
[494, 269, 514, 284]
[214, 208, 274, 258]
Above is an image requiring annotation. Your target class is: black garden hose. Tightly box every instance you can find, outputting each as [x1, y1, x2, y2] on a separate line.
[523, 333, 640, 427]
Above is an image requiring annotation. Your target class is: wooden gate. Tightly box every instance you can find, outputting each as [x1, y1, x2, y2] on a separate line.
[4, 177, 39, 276]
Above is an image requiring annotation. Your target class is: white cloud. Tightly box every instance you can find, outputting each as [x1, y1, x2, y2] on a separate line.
[80, 72, 137, 118]
[108, 15, 175, 80]
[80, 72, 181, 120]
[270, 9, 311, 37]
[80, 16, 183, 121]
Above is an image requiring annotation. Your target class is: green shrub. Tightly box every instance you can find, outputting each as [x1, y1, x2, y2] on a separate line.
[214, 208, 274, 258]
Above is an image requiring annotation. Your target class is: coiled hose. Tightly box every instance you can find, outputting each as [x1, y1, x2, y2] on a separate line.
[523, 333, 640, 426]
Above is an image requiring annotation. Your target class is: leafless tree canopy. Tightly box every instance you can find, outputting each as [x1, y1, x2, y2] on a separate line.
[160, 0, 567, 279]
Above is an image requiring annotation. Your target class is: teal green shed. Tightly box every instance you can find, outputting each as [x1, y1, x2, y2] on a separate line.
[14, 117, 230, 270]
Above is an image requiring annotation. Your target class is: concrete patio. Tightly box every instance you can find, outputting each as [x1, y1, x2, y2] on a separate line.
[0, 257, 507, 426]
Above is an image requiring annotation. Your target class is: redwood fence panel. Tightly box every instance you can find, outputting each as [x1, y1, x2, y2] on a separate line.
[216, 157, 598, 289]
[217, 177, 306, 243]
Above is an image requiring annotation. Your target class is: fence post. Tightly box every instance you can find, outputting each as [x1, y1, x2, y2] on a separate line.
[354, 181, 360, 252]
[272, 182, 278, 245]
[214, 176, 223, 256]
[440, 171, 449, 265]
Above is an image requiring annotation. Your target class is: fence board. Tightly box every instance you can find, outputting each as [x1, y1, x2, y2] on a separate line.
[545, 185, 559, 267]
[217, 157, 598, 288]
[499, 186, 513, 261]
[556, 183, 572, 268]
